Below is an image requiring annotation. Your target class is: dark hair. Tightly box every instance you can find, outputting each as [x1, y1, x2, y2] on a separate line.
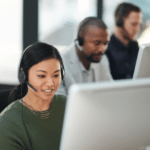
[8, 42, 64, 103]
[77, 17, 108, 46]
[115, 2, 141, 22]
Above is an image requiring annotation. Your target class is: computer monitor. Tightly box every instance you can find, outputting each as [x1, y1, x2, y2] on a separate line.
[133, 43, 150, 79]
[60, 79, 150, 150]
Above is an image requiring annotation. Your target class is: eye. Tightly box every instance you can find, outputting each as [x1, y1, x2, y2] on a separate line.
[95, 41, 100, 45]
[95, 41, 101, 46]
[104, 41, 108, 45]
[54, 74, 61, 78]
[38, 75, 46, 78]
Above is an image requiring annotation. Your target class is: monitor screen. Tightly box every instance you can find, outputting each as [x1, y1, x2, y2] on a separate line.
[60, 79, 150, 150]
[133, 43, 150, 79]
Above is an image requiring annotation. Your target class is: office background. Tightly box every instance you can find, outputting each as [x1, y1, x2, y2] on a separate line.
[0, 0, 150, 90]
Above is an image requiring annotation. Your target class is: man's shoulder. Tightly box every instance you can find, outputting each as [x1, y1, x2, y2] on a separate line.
[108, 34, 120, 46]
[60, 43, 75, 58]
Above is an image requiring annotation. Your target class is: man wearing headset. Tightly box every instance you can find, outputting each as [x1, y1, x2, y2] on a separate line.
[56, 17, 113, 96]
[106, 2, 142, 80]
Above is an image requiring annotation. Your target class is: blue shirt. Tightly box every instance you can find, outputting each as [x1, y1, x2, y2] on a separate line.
[106, 34, 139, 80]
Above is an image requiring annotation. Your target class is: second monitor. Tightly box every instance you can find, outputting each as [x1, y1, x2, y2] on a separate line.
[133, 43, 150, 79]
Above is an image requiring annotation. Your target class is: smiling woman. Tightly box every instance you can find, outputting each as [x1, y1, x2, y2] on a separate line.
[0, 42, 66, 150]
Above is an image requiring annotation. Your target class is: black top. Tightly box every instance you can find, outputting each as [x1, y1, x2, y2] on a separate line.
[106, 34, 139, 80]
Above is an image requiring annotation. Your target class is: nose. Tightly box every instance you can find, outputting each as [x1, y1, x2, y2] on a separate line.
[46, 77, 54, 87]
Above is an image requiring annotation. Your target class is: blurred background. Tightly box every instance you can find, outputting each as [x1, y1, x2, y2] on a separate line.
[0, 0, 150, 90]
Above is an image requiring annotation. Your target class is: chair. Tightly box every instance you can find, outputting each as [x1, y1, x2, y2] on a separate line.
[0, 89, 11, 113]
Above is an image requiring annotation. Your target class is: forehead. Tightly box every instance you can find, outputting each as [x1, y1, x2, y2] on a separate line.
[125, 11, 142, 22]
[30, 58, 61, 72]
[84, 25, 109, 40]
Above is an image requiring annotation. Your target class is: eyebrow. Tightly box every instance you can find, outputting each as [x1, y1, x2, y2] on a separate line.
[54, 70, 61, 73]
[36, 69, 61, 73]
[36, 69, 47, 73]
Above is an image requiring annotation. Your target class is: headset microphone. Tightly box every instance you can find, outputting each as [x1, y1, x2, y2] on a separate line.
[27, 82, 37, 92]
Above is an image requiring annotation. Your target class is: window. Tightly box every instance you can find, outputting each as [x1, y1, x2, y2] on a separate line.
[0, 0, 23, 85]
[39, 0, 97, 51]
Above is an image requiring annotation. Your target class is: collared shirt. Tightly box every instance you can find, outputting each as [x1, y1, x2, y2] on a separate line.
[79, 61, 95, 82]
[56, 43, 113, 96]
[106, 34, 139, 80]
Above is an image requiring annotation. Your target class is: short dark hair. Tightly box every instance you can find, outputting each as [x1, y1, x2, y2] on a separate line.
[115, 2, 141, 20]
[77, 17, 107, 45]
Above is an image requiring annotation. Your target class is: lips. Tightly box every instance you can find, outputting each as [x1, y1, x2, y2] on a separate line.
[42, 88, 54, 93]
[44, 90, 52, 92]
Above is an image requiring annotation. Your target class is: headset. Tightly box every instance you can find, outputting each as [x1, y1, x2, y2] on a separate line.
[115, 3, 134, 41]
[116, 4, 127, 27]
[18, 44, 65, 92]
[75, 39, 91, 61]
[76, 17, 97, 47]
[75, 18, 93, 60]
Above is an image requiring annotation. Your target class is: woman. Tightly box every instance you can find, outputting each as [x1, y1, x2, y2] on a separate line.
[0, 42, 66, 150]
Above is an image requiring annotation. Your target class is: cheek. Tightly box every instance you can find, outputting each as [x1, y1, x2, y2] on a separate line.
[54, 78, 61, 89]
[29, 76, 43, 89]
[83, 43, 95, 54]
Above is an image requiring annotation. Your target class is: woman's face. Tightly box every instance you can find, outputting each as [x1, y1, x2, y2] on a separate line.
[28, 58, 61, 101]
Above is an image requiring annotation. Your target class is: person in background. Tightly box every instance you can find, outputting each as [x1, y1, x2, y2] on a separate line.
[0, 42, 66, 150]
[106, 2, 142, 80]
[56, 17, 113, 96]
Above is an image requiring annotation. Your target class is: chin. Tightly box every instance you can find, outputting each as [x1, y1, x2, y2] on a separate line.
[130, 35, 136, 41]
[92, 56, 102, 63]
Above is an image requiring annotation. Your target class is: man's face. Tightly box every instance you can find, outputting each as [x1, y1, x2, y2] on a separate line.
[82, 26, 109, 63]
[123, 11, 142, 41]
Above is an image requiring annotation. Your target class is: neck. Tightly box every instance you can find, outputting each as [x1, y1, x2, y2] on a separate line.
[114, 26, 129, 46]
[22, 92, 52, 111]
[76, 47, 90, 70]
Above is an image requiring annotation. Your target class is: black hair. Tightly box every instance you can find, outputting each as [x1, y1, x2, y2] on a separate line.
[115, 2, 141, 21]
[8, 42, 64, 103]
[77, 17, 108, 46]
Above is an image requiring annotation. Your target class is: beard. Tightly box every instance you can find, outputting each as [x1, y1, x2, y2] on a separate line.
[87, 52, 104, 63]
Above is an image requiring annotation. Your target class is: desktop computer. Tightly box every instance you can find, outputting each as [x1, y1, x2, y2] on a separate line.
[60, 79, 150, 150]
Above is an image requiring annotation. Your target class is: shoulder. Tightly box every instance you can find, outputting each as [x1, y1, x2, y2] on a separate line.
[0, 100, 23, 127]
[106, 35, 116, 54]
[130, 40, 139, 48]
[0, 100, 30, 149]
[60, 43, 75, 60]
[129, 40, 139, 53]
[0, 100, 22, 133]
[52, 95, 67, 112]
[0, 100, 21, 117]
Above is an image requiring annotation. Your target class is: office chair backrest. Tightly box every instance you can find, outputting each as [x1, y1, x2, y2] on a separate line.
[0, 89, 11, 113]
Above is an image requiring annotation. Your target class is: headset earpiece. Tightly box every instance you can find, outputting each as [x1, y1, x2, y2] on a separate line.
[61, 66, 65, 80]
[115, 4, 126, 27]
[116, 18, 123, 27]
[75, 40, 83, 51]
[78, 37, 84, 46]
[19, 70, 26, 84]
